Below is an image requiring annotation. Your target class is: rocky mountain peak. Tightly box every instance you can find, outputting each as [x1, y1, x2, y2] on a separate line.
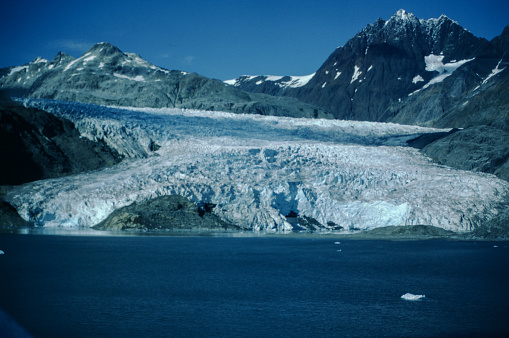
[491, 25, 509, 56]
[86, 42, 125, 58]
[388, 9, 420, 24]
[51, 52, 75, 65]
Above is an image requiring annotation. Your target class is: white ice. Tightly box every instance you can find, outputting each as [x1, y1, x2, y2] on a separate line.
[6, 99, 509, 232]
[401, 293, 425, 301]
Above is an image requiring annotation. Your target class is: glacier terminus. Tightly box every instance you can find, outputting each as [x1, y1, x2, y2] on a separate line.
[4, 99, 509, 233]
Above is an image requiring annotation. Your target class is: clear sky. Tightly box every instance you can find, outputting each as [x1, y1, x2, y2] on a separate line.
[1, 0, 508, 80]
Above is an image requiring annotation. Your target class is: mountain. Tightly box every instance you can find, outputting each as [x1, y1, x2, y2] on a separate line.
[0, 42, 331, 119]
[228, 9, 508, 126]
[1, 12, 509, 236]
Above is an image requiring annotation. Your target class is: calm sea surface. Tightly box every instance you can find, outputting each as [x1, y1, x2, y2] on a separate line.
[0, 233, 508, 337]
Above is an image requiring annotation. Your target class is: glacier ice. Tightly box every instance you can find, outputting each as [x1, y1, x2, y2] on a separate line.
[401, 293, 425, 301]
[6, 99, 509, 232]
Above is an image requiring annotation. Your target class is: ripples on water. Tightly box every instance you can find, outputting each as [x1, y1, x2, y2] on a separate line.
[1, 233, 508, 337]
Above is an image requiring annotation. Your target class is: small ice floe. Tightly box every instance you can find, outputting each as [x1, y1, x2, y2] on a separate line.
[0, 250, 4, 255]
[493, 245, 498, 248]
[334, 242, 341, 245]
[401, 293, 425, 301]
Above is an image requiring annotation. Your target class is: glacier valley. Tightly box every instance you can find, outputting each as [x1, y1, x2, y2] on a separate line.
[5, 99, 509, 232]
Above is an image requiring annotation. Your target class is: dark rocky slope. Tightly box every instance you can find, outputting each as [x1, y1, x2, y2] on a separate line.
[0, 96, 124, 229]
[419, 126, 509, 181]
[93, 195, 239, 231]
[0, 201, 28, 228]
[0, 96, 123, 186]
[231, 10, 503, 121]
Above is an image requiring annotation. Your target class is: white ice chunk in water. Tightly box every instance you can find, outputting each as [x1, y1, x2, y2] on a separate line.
[401, 293, 425, 301]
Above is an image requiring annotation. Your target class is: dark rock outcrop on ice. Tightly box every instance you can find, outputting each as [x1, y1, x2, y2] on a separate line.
[469, 207, 509, 239]
[346, 225, 456, 239]
[93, 195, 240, 231]
[0, 42, 331, 119]
[419, 126, 509, 181]
[0, 201, 29, 228]
[0, 96, 123, 185]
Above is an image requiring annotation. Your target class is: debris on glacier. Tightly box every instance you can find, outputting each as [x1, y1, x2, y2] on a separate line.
[6, 99, 509, 232]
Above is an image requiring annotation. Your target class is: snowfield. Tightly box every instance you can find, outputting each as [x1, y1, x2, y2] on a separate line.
[7, 99, 509, 232]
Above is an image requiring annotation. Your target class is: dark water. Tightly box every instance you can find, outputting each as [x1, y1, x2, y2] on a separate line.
[1, 234, 508, 337]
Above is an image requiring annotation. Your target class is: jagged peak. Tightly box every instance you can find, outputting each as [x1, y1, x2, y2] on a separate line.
[393, 9, 414, 20]
[30, 56, 48, 64]
[51, 52, 75, 64]
[84, 42, 125, 57]
[425, 13, 460, 28]
[386, 9, 420, 24]
[498, 25, 509, 38]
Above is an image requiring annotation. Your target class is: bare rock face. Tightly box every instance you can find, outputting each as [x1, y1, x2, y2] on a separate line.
[0, 97, 123, 185]
[348, 225, 456, 239]
[93, 195, 239, 231]
[419, 126, 509, 181]
[0, 201, 28, 228]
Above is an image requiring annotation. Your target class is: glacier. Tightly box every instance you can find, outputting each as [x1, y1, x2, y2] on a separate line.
[5, 99, 509, 232]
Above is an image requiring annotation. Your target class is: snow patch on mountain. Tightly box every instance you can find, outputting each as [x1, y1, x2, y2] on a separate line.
[6, 99, 509, 232]
[113, 73, 145, 82]
[225, 73, 315, 89]
[474, 59, 506, 90]
[8, 65, 29, 76]
[351, 66, 362, 83]
[409, 55, 474, 96]
[412, 75, 424, 84]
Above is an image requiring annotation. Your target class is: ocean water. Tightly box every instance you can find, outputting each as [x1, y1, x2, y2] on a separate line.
[0, 233, 508, 337]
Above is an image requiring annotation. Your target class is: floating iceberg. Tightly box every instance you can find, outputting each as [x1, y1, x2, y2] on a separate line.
[401, 293, 425, 301]
[0, 250, 4, 255]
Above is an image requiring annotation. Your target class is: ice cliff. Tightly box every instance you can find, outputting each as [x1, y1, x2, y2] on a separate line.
[5, 99, 509, 232]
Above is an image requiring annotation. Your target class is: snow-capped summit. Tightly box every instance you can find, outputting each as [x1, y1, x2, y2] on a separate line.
[0, 43, 329, 118]
[225, 74, 316, 96]
[387, 9, 420, 24]
[229, 10, 508, 127]
[87, 42, 124, 56]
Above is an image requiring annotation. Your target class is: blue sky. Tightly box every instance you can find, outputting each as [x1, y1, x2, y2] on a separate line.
[1, 0, 508, 80]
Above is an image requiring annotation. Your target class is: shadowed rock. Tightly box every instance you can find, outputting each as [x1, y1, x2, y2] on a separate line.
[93, 195, 240, 231]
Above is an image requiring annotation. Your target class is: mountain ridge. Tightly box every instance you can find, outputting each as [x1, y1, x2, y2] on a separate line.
[227, 9, 507, 127]
[0, 42, 332, 119]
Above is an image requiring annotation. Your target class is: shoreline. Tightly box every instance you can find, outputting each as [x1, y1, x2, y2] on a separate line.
[1, 225, 508, 241]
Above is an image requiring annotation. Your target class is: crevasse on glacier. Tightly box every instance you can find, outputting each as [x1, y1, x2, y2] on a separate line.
[7, 99, 509, 232]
